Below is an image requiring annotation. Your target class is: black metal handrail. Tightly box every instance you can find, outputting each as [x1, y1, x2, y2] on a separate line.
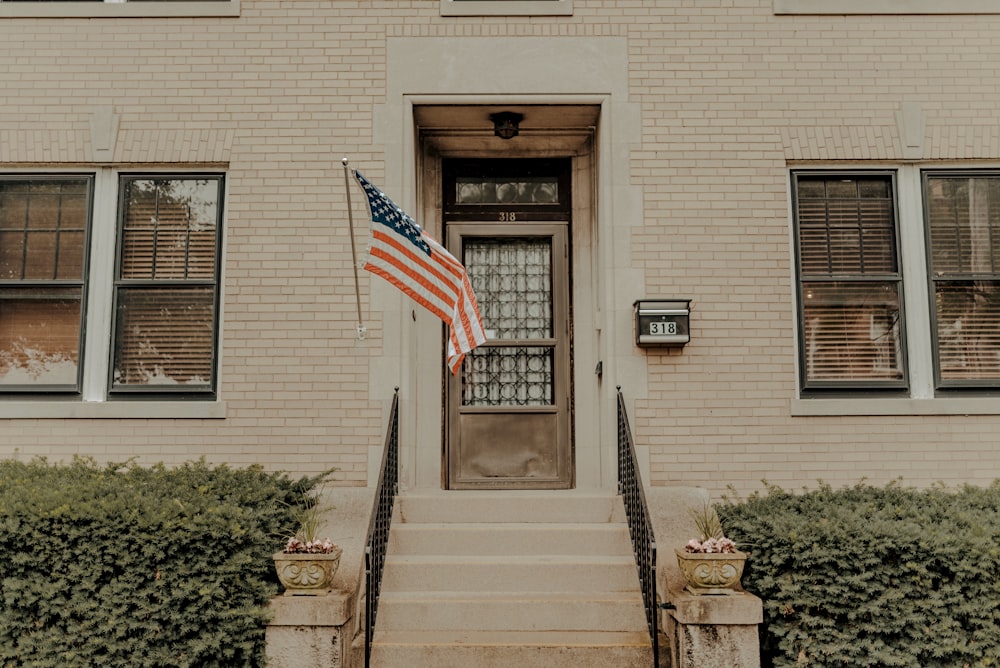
[617, 386, 659, 667]
[364, 387, 399, 668]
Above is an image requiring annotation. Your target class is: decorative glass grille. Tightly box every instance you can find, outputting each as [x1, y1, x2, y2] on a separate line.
[455, 176, 559, 206]
[466, 238, 552, 339]
[462, 238, 554, 406]
[462, 346, 553, 406]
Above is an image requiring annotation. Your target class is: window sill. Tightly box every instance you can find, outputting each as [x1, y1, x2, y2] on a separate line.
[775, 0, 1000, 14]
[0, 400, 226, 419]
[440, 0, 572, 16]
[792, 397, 1000, 416]
[0, 2, 239, 19]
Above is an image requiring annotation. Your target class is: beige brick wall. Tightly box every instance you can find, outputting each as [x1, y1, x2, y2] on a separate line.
[2, 0, 999, 497]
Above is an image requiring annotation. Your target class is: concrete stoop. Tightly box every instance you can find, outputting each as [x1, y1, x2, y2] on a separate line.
[367, 490, 655, 668]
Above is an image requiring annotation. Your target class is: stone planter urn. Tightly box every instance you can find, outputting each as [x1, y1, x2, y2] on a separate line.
[674, 548, 747, 595]
[273, 548, 343, 596]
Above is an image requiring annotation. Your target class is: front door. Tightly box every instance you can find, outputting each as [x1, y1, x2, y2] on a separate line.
[444, 159, 573, 489]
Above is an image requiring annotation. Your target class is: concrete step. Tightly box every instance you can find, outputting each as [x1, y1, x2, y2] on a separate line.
[376, 590, 648, 632]
[388, 522, 634, 556]
[368, 630, 654, 668]
[369, 492, 654, 667]
[395, 490, 626, 524]
[380, 554, 641, 593]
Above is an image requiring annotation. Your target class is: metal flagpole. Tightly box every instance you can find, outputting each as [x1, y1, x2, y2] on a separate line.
[342, 157, 367, 340]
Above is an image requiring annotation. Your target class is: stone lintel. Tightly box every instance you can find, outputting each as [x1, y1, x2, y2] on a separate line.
[667, 589, 763, 626]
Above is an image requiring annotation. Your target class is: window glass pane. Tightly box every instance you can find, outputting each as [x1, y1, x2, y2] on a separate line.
[801, 282, 904, 383]
[0, 288, 82, 387]
[29, 192, 61, 229]
[797, 175, 897, 276]
[934, 282, 1000, 383]
[456, 177, 559, 205]
[113, 175, 221, 395]
[121, 178, 219, 281]
[56, 231, 86, 279]
[926, 175, 1000, 386]
[927, 175, 1000, 275]
[0, 232, 25, 280]
[0, 179, 89, 281]
[0, 177, 88, 393]
[795, 173, 905, 390]
[24, 232, 57, 279]
[112, 287, 215, 389]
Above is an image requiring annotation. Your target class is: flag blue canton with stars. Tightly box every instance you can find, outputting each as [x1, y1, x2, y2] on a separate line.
[355, 171, 430, 256]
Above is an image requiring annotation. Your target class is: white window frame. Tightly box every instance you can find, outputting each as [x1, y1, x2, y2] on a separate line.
[775, 0, 1000, 14]
[792, 163, 1000, 416]
[0, 1, 238, 19]
[0, 167, 226, 419]
[440, 0, 572, 17]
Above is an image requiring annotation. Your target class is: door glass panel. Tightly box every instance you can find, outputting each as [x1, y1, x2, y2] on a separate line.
[466, 238, 552, 339]
[462, 346, 554, 406]
[462, 238, 554, 407]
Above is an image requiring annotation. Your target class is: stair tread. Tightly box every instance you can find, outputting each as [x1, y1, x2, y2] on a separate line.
[400, 490, 619, 497]
[372, 630, 652, 647]
[396, 492, 627, 524]
[392, 521, 628, 529]
[379, 590, 644, 601]
[386, 554, 636, 564]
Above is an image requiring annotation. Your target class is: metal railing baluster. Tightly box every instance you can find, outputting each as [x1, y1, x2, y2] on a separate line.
[617, 386, 659, 667]
[364, 387, 399, 668]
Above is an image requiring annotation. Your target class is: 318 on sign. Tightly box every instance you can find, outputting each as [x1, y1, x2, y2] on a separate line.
[634, 299, 690, 347]
[649, 321, 677, 336]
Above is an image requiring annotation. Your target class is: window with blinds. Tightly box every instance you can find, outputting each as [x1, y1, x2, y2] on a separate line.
[925, 173, 1000, 387]
[0, 177, 91, 392]
[111, 176, 223, 394]
[792, 173, 906, 389]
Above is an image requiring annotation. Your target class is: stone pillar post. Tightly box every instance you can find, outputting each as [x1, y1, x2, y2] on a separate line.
[663, 590, 763, 668]
[266, 591, 354, 668]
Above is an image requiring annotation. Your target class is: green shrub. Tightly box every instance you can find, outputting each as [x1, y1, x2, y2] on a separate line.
[0, 457, 325, 668]
[717, 481, 1000, 668]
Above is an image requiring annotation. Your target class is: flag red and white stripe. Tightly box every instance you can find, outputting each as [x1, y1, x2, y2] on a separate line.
[354, 170, 486, 374]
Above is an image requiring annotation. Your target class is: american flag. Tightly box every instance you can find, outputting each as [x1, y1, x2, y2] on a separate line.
[354, 170, 486, 374]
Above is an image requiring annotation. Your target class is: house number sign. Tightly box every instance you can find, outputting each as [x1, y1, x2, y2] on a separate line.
[634, 299, 691, 347]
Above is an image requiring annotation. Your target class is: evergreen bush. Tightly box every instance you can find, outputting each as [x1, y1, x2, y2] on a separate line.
[0, 457, 324, 667]
[717, 481, 1000, 668]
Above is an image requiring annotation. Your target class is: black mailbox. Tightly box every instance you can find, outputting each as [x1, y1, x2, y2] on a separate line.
[634, 299, 691, 347]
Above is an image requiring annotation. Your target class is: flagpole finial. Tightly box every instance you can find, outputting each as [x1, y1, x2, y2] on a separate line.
[342, 157, 349, 166]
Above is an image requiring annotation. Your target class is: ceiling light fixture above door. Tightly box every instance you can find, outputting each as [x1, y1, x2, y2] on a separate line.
[490, 111, 523, 140]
